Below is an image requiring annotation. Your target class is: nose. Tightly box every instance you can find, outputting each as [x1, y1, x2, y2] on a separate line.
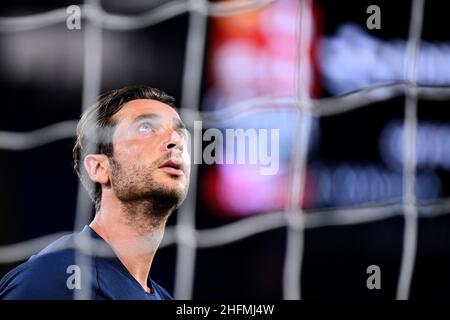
[163, 130, 184, 152]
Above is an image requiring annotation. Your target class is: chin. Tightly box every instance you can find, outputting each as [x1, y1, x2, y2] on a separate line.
[171, 186, 188, 200]
[159, 175, 188, 188]
[157, 179, 187, 195]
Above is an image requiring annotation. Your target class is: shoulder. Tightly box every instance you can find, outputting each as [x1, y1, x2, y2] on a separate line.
[0, 249, 77, 299]
[0, 232, 98, 300]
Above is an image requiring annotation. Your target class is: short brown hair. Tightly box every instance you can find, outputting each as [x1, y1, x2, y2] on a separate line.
[73, 85, 176, 211]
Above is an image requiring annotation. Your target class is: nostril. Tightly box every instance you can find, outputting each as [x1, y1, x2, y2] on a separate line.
[167, 143, 176, 149]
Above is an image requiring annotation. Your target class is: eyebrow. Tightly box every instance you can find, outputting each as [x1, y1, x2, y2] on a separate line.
[133, 113, 160, 123]
[173, 117, 187, 131]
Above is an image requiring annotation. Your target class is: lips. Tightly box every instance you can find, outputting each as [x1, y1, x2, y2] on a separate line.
[159, 159, 185, 176]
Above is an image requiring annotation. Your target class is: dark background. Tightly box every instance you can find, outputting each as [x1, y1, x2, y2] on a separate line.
[1, 0, 450, 300]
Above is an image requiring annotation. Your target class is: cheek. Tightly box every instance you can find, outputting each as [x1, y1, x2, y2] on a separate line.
[183, 151, 192, 178]
[183, 149, 191, 163]
[115, 140, 157, 162]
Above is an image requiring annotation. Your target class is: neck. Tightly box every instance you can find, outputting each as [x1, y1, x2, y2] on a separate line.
[89, 191, 170, 293]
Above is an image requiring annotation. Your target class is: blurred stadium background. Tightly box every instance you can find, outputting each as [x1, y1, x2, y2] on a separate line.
[1, 0, 450, 300]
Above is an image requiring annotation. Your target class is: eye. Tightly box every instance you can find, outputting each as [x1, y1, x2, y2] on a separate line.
[138, 122, 154, 133]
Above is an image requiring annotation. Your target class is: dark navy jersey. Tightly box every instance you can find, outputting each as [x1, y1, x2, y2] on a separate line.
[0, 226, 172, 300]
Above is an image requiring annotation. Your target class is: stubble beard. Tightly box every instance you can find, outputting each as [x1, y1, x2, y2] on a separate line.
[109, 157, 188, 232]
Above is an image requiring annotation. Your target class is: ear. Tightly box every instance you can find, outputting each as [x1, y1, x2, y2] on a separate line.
[83, 154, 110, 185]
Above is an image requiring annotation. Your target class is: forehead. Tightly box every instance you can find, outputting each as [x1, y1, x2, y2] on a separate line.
[113, 99, 180, 124]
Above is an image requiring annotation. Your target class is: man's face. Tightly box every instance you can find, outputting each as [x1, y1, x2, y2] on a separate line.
[108, 99, 191, 211]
